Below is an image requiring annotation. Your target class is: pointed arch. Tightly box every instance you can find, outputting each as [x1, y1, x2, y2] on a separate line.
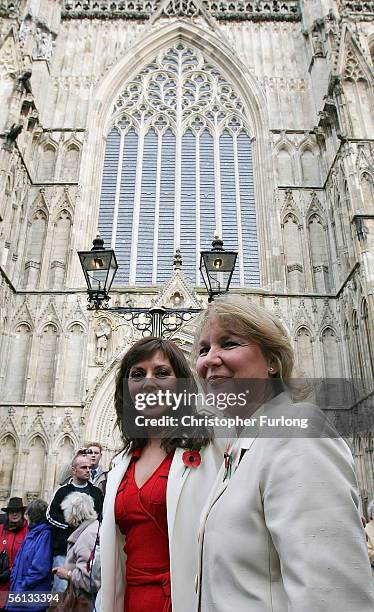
[49, 208, 72, 289]
[95, 43, 259, 287]
[2, 174, 12, 221]
[36, 323, 59, 402]
[54, 435, 75, 487]
[282, 213, 303, 291]
[360, 171, 374, 211]
[4, 322, 32, 401]
[28, 191, 50, 221]
[53, 432, 79, 453]
[54, 188, 75, 221]
[23, 209, 48, 289]
[294, 326, 315, 378]
[276, 145, 295, 185]
[339, 34, 374, 138]
[299, 143, 320, 186]
[78, 21, 273, 289]
[63, 322, 86, 401]
[361, 298, 374, 381]
[343, 319, 354, 378]
[0, 434, 17, 496]
[321, 326, 341, 378]
[25, 435, 47, 497]
[63, 141, 81, 181]
[352, 309, 365, 381]
[308, 213, 330, 292]
[38, 140, 58, 182]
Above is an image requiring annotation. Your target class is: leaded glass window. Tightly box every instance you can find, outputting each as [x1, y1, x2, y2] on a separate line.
[98, 43, 260, 287]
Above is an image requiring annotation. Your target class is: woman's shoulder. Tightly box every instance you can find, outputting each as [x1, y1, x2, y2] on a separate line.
[110, 449, 129, 468]
[73, 520, 99, 553]
[106, 451, 132, 484]
[79, 518, 99, 536]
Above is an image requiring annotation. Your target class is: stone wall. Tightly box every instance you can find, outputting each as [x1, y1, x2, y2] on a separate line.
[0, 0, 373, 510]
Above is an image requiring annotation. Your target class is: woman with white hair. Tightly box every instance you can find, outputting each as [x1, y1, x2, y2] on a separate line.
[365, 499, 374, 579]
[52, 493, 100, 605]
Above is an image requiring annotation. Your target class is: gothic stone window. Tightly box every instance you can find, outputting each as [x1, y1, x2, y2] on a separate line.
[98, 43, 260, 287]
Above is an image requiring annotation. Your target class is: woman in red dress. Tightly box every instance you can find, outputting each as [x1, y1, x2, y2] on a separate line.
[99, 337, 222, 612]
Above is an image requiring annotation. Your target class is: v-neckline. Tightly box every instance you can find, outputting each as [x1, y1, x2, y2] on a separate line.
[132, 452, 171, 491]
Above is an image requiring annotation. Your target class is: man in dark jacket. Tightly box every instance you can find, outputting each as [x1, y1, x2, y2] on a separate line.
[46, 454, 103, 593]
[0, 499, 28, 610]
[6, 499, 52, 612]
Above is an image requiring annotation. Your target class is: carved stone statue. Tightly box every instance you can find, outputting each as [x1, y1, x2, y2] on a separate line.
[311, 29, 324, 57]
[19, 16, 32, 44]
[33, 29, 54, 60]
[95, 320, 111, 364]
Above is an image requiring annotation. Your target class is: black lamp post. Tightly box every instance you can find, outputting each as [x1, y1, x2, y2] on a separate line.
[199, 236, 238, 302]
[78, 235, 237, 337]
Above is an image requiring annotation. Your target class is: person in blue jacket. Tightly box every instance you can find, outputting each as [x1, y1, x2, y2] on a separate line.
[6, 500, 53, 612]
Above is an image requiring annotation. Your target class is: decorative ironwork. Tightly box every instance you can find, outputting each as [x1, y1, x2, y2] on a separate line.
[78, 238, 237, 337]
[61, 0, 301, 21]
[105, 306, 202, 338]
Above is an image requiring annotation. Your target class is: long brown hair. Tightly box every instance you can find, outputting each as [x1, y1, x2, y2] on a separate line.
[115, 337, 211, 453]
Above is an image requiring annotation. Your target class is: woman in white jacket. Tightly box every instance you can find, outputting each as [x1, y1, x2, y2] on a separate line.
[98, 337, 223, 612]
[193, 295, 374, 612]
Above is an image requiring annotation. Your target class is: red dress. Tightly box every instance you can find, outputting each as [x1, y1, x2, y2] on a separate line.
[115, 450, 174, 612]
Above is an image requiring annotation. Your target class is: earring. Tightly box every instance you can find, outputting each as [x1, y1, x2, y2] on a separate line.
[268, 367, 274, 373]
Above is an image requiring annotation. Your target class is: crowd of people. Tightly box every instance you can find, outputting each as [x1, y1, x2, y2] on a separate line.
[0, 443, 105, 611]
[0, 296, 373, 612]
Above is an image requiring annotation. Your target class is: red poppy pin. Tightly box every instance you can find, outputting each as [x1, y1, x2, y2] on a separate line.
[182, 450, 202, 473]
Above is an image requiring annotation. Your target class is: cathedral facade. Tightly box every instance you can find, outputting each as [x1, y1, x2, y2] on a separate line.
[0, 0, 373, 512]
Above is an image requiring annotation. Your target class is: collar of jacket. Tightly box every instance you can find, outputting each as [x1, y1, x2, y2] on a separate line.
[67, 479, 94, 488]
[6, 518, 27, 533]
[236, 391, 289, 451]
[68, 518, 98, 545]
[27, 521, 52, 536]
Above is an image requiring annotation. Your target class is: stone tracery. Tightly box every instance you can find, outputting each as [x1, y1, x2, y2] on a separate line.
[100, 42, 259, 288]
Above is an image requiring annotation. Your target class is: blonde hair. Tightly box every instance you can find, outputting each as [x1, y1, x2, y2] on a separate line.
[61, 492, 97, 528]
[85, 442, 103, 452]
[192, 295, 294, 382]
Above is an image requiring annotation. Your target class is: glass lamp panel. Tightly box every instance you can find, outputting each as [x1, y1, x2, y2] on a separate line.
[79, 250, 118, 293]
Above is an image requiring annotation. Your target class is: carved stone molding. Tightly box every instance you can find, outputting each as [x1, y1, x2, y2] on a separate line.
[287, 263, 303, 273]
[61, 0, 301, 21]
[0, 0, 19, 19]
[341, 2, 374, 18]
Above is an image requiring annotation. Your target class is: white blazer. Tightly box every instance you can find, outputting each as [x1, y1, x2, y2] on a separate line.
[197, 393, 374, 612]
[98, 442, 223, 612]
